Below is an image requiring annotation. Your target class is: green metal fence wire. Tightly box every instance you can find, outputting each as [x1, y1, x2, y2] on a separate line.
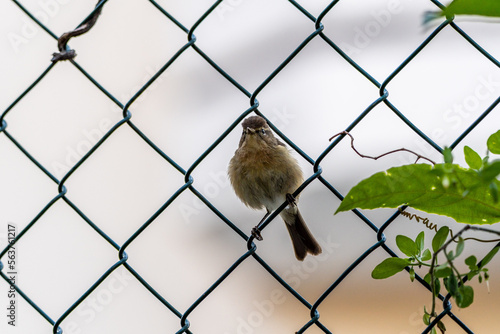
[1, 0, 500, 333]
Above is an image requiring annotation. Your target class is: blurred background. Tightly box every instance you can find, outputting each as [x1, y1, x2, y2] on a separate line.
[1, 0, 500, 333]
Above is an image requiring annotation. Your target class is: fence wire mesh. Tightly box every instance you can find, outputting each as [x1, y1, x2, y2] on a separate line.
[1, 0, 500, 333]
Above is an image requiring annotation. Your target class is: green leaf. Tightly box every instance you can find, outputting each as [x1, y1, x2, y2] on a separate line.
[488, 130, 500, 154]
[372, 257, 410, 279]
[465, 255, 477, 269]
[435, 267, 452, 278]
[479, 246, 499, 268]
[415, 231, 425, 254]
[443, 147, 453, 164]
[436, 263, 449, 270]
[445, 274, 459, 297]
[424, 273, 441, 296]
[440, 0, 500, 18]
[423, 312, 430, 325]
[421, 248, 432, 261]
[335, 164, 500, 225]
[464, 146, 482, 170]
[455, 237, 465, 258]
[432, 226, 450, 253]
[437, 320, 447, 334]
[409, 267, 416, 282]
[479, 160, 500, 183]
[456, 285, 474, 308]
[490, 182, 499, 203]
[434, 277, 441, 296]
[396, 235, 418, 257]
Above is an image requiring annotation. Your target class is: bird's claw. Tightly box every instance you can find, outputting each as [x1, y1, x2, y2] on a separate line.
[251, 226, 263, 241]
[286, 193, 297, 207]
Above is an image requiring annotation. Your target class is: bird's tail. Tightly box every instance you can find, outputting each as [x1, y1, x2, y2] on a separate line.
[281, 209, 322, 261]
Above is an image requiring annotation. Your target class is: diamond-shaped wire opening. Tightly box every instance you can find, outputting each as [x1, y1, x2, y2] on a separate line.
[68, 1, 189, 99]
[385, 28, 500, 146]
[62, 267, 183, 334]
[129, 49, 250, 168]
[3, 65, 123, 174]
[63, 125, 186, 244]
[187, 0, 317, 89]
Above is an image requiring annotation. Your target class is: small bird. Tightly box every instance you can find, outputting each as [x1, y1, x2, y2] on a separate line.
[228, 115, 322, 261]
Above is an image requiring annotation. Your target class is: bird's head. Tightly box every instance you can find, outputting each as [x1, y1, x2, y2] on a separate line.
[238, 116, 279, 149]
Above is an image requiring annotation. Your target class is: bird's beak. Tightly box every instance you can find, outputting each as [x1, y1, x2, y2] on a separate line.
[246, 127, 256, 134]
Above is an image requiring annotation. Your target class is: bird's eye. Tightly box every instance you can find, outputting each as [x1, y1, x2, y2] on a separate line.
[260, 129, 266, 135]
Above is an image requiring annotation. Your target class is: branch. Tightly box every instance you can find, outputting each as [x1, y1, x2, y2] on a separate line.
[329, 131, 437, 165]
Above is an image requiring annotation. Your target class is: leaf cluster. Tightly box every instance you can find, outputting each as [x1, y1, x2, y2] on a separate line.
[372, 227, 498, 333]
[336, 129, 500, 333]
[336, 130, 500, 225]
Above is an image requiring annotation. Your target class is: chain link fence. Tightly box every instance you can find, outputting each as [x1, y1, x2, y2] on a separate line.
[1, 0, 500, 333]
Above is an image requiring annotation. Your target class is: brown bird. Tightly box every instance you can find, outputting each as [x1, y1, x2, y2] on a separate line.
[228, 115, 322, 261]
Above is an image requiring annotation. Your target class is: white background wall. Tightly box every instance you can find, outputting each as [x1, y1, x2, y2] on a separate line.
[1, 0, 500, 333]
